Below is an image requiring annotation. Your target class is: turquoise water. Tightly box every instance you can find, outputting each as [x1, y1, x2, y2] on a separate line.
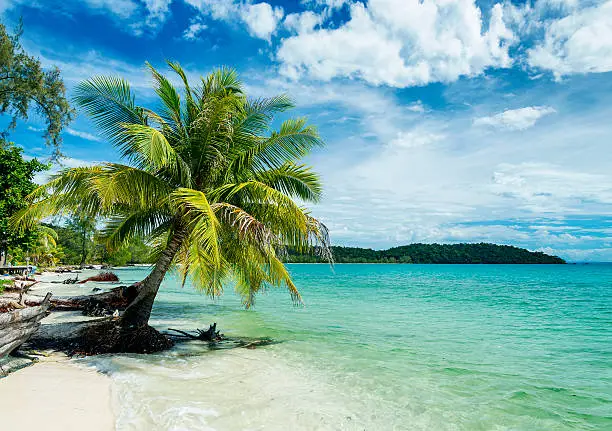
[88, 264, 612, 430]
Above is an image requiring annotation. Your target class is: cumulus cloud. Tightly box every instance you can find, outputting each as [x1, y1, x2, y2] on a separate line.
[528, 1, 612, 78]
[141, 0, 173, 28]
[240, 2, 284, 40]
[277, 0, 514, 87]
[184, 0, 283, 40]
[473, 106, 556, 131]
[284, 11, 322, 34]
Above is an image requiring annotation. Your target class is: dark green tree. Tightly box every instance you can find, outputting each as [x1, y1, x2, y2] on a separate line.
[0, 20, 73, 157]
[65, 215, 96, 267]
[0, 142, 47, 265]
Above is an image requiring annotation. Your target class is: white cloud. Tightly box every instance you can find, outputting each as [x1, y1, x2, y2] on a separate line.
[183, 19, 207, 40]
[491, 162, 612, 213]
[528, 1, 612, 78]
[473, 106, 556, 131]
[65, 128, 103, 142]
[284, 11, 322, 34]
[240, 2, 284, 40]
[406, 101, 426, 113]
[183, 0, 235, 19]
[388, 130, 443, 149]
[277, 0, 514, 87]
[141, 0, 173, 28]
[184, 0, 283, 40]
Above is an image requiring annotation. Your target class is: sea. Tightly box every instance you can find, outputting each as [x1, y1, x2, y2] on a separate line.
[76, 264, 611, 430]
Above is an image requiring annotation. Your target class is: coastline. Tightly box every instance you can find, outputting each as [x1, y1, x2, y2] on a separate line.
[0, 270, 116, 430]
[1, 265, 610, 429]
[0, 352, 115, 430]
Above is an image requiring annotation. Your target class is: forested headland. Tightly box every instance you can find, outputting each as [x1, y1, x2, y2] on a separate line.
[286, 243, 566, 264]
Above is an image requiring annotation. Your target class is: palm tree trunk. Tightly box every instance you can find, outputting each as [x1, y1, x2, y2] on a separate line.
[121, 231, 185, 328]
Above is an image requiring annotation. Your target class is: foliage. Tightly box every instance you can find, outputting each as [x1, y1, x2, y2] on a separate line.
[14, 62, 330, 307]
[0, 20, 73, 156]
[0, 142, 47, 264]
[65, 215, 96, 266]
[0, 278, 10, 293]
[42, 222, 151, 266]
[29, 224, 61, 266]
[286, 243, 566, 264]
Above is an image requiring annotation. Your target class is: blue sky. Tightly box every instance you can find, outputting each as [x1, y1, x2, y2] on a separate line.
[2, 0, 611, 261]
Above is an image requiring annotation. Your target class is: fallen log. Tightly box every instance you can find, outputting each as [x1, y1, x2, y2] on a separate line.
[78, 271, 119, 284]
[0, 293, 52, 358]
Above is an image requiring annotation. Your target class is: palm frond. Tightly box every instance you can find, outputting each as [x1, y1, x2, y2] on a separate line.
[253, 163, 323, 202]
[73, 76, 146, 146]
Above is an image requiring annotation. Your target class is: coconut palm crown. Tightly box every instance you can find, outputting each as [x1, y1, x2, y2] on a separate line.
[13, 62, 331, 326]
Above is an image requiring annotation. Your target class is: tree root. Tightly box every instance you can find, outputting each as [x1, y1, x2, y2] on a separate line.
[28, 318, 174, 355]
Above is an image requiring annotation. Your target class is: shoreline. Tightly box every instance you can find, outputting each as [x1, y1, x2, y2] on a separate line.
[0, 352, 115, 430]
[0, 271, 117, 430]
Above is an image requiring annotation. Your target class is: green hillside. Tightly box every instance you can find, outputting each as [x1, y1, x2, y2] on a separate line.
[286, 243, 566, 264]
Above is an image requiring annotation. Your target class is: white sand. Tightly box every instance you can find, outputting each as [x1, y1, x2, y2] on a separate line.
[0, 354, 115, 431]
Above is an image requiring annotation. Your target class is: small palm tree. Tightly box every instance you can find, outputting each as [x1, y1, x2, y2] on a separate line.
[14, 62, 330, 332]
[31, 225, 60, 266]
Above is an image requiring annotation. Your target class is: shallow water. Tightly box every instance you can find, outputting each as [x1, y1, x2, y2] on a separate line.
[82, 264, 612, 430]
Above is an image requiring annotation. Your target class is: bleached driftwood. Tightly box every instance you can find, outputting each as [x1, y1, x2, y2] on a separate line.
[0, 293, 52, 358]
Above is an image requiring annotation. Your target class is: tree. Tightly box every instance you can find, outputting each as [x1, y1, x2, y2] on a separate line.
[30, 225, 61, 267]
[14, 63, 330, 351]
[0, 20, 73, 156]
[0, 142, 47, 265]
[65, 215, 96, 267]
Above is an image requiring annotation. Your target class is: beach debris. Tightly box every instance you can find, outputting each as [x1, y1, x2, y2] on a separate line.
[167, 323, 223, 342]
[0, 292, 52, 359]
[62, 275, 79, 284]
[78, 271, 119, 284]
[112, 309, 119, 318]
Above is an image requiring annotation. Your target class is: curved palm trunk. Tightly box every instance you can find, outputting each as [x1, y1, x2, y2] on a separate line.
[121, 231, 185, 328]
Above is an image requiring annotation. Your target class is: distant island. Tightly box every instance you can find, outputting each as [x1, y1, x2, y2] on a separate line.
[286, 243, 566, 264]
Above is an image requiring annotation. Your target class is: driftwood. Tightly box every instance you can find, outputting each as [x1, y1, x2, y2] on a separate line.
[167, 323, 222, 341]
[164, 326, 277, 351]
[63, 275, 79, 284]
[78, 271, 119, 284]
[0, 293, 52, 358]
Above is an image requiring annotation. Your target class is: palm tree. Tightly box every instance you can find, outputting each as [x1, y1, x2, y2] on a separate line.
[14, 63, 331, 335]
[31, 225, 60, 267]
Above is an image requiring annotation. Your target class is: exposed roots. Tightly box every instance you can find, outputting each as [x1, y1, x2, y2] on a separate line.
[28, 318, 174, 355]
[75, 320, 174, 354]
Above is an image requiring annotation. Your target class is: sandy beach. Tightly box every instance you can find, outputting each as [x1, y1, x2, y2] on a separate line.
[0, 353, 115, 431]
